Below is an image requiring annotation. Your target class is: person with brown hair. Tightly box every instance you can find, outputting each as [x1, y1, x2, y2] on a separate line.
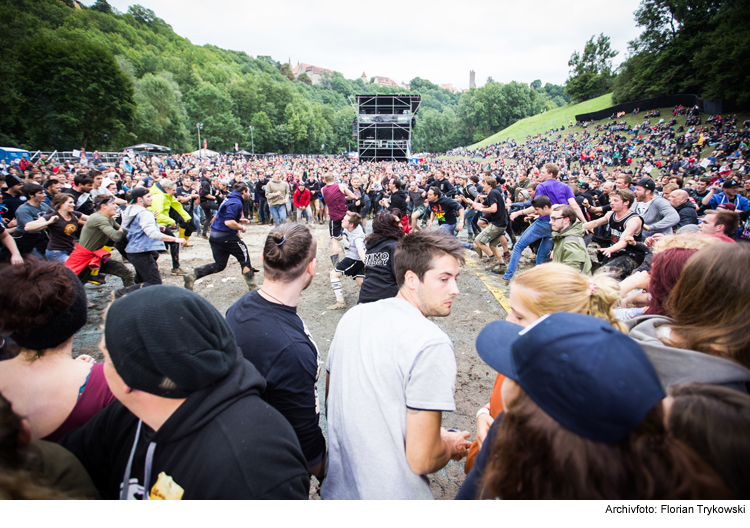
[0, 259, 115, 442]
[43, 193, 87, 264]
[323, 230, 471, 499]
[626, 242, 750, 391]
[225, 223, 326, 481]
[327, 211, 366, 310]
[457, 312, 730, 500]
[665, 383, 750, 499]
[358, 211, 403, 304]
[0, 392, 99, 499]
[699, 209, 740, 238]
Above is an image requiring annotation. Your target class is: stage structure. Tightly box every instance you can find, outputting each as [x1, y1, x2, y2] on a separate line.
[350, 95, 421, 162]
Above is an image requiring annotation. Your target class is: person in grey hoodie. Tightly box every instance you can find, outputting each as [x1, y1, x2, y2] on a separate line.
[625, 242, 750, 394]
[117, 187, 185, 299]
[631, 178, 680, 237]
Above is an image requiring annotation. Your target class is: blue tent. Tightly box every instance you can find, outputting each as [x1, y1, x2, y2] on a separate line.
[0, 147, 30, 163]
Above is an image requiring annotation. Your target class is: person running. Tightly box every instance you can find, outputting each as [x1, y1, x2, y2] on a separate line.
[118, 188, 186, 299]
[358, 211, 403, 304]
[502, 163, 585, 285]
[184, 182, 258, 291]
[327, 212, 366, 310]
[226, 224, 326, 481]
[148, 179, 191, 276]
[266, 170, 289, 227]
[11, 183, 52, 259]
[43, 193, 87, 264]
[469, 176, 509, 274]
[426, 186, 466, 237]
[65, 195, 135, 298]
[321, 172, 359, 267]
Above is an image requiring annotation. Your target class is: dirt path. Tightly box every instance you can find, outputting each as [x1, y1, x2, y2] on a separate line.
[73, 220, 542, 499]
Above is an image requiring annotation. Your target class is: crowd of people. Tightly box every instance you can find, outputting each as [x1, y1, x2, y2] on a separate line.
[0, 109, 749, 500]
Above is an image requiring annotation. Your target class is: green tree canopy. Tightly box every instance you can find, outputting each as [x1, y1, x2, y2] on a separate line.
[565, 34, 619, 102]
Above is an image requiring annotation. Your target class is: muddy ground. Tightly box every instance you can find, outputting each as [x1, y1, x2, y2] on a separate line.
[73, 218, 540, 500]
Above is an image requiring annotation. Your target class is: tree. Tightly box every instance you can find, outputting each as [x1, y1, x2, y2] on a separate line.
[487, 77, 495, 84]
[565, 34, 619, 102]
[133, 72, 189, 150]
[250, 111, 273, 153]
[16, 37, 135, 150]
[280, 63, 295, 82]
[127, 5, 156, 24]
[297, 72, 312, 85]
[530, 79, 542, 90]
[90, 0, 113, 14]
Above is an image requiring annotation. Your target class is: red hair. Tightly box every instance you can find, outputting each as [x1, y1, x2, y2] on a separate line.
[644, 248, 696, 316]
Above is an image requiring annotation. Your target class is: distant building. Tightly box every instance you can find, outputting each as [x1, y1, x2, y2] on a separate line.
[401, 81, 410, 90]
[469, 70, 476, 89]
[373, 76, 398, 87]
[361, 72, 368, 82]
[440, 83, 459, 93]
[291, 62, 335, 85]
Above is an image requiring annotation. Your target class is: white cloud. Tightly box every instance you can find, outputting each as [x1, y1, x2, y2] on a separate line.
[106, 0, 643, 88]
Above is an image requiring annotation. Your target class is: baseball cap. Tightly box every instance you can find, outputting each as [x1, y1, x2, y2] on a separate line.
[722, 179, 739, 188]
[475, 312, 665, 443]
[130, 187, 150, 203]
[636, 178, 656, 192]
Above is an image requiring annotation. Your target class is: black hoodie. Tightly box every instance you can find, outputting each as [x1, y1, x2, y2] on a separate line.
[60, 353, 310, 499]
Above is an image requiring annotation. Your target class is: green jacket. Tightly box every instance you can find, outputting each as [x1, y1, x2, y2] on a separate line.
[149, 183, 190, 227]
[551, 220, 592, 275]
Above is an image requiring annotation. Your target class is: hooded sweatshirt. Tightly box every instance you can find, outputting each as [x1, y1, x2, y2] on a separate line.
[210, 189, 245, 238]
[121, 204, 165, 254]
[626, 315, 750, 393]
[551, 220, 592, 275]
[60, 352, 310, 500]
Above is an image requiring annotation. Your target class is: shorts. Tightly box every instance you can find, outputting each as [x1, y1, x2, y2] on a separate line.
[329, 219, 343, 239]
[412, 204, 427, 218]
[476, 224, 506, 247]
[335, 257, 365, 278]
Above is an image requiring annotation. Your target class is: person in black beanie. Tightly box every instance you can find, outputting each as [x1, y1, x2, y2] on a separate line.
[59, 285, 310, 500]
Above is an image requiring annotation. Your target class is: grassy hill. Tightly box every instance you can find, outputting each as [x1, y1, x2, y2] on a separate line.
[468, 93, 614, 149]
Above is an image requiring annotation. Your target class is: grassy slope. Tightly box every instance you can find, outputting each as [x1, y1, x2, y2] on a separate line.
[468, 93, 614, 150]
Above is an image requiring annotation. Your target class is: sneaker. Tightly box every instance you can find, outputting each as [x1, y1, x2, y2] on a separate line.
[200, 234, 209, 239]
[327, 301, 346, 310]
[171, 268, 188, 276]
[88, 276, 106, 286]
[501, 278, 510, 287]
[183, 270, 196, 291]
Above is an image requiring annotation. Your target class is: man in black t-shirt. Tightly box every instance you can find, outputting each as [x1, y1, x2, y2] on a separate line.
[0, 219, 23, 264]
[469, 177, 509, 273]
[427, 186, 466, 241]
[226, 223, 326, 482]
[63, 174, 95, 216]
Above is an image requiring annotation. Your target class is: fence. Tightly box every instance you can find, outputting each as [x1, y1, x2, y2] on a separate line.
[574, 94, 743, 123]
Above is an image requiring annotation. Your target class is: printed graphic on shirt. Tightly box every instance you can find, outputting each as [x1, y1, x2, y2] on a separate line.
[431, 205, 446, 221]
[150, 472, 184, 500]
[365, 251, 390, 267]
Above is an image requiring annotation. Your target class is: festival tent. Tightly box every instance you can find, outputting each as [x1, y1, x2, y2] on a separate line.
[189, 149, 219, 157]
[237, 150, 253, 156]
[122, 143, 171, 153]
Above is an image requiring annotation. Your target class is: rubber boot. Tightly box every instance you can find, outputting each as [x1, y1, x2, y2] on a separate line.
[243, 269, 257, 291]
[178, 227, 192, 247]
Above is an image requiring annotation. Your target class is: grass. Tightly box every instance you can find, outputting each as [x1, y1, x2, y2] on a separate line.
[468, 93, 615, 150]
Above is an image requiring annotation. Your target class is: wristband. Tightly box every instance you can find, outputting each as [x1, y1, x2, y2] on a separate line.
[476, 406, 490, 419]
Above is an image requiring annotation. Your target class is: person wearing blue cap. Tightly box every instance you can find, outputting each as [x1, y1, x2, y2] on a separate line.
[456, 312, 729, 500]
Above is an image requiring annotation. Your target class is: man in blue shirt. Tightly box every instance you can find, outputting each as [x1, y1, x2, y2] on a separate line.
[183, 182, 258, 291]
[701, 179, 749, 212]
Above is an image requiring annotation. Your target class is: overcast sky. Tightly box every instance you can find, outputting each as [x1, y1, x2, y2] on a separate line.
[105, 0, 644, 89]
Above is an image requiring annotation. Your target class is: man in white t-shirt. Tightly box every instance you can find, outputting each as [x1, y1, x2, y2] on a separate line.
[322, 230, 471, 499]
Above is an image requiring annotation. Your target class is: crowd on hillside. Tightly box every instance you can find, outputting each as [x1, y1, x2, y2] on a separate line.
[0, 117, 749, 500]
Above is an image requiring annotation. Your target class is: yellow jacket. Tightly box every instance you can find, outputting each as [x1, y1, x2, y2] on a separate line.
[149, 183, 191, 227]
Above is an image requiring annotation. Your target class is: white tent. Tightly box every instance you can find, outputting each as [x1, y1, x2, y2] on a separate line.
[189, 149, 219, 157]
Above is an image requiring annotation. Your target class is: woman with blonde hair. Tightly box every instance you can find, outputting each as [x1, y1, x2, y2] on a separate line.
[464, 263, 623, 473]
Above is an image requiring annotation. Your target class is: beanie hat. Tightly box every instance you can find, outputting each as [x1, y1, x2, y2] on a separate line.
[11, 267, 87, 350]
[4, 174, 23, 188]
[104, 286, 238, 399]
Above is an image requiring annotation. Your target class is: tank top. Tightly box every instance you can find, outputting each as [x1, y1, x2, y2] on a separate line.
[322, 183, 348, 221]
[608, 211, 644, 257]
